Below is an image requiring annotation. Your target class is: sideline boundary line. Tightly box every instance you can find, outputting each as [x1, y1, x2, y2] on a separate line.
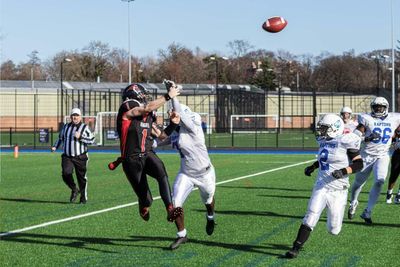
[0, 159, 314, 238]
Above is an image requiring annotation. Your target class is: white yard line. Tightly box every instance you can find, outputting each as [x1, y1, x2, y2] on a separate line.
[0, 159, 314, 238]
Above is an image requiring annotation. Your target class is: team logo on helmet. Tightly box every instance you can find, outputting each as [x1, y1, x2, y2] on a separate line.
[122, 83, 152, 103]
[316, 114, 344, 140]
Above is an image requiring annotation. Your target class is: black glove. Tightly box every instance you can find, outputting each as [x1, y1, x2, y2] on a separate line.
[364, 132, 381, 142]
[331, 168, 347, 179]
[304, 165, 316, 176]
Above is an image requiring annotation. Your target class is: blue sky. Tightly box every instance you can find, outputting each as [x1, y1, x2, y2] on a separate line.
[0, 0, 399, 64]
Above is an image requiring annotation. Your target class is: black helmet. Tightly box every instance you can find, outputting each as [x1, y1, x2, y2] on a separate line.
[122, 83, 151, 102]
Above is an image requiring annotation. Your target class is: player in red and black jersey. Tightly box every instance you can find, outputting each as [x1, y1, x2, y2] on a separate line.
[114, 83, 180, 221]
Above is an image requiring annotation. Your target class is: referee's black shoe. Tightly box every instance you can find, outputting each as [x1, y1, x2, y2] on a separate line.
[80, 196, 87, 204]
[70, 189, 79, 203]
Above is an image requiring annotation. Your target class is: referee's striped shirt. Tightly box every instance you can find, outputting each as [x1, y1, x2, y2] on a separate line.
[53, 122, 95, 156]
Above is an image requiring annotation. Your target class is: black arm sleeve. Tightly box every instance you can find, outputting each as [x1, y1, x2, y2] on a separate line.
[311, 161, 319, 169]
[347, 149, 360, 159]
[163, 121, 178, 136]
[348, 158, 363, 173]
[345, 148, 363, 174]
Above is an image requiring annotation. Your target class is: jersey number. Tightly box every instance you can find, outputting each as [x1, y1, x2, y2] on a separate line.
[319, 148, 329, 171]
[141, 129, 147, 152]
[371, 127, 392, 144]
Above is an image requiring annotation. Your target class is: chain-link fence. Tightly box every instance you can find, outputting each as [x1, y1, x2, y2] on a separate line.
[0, 83, 377, 149]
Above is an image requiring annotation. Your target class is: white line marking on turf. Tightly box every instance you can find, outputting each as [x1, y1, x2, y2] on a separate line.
[0, 159, 314, 238]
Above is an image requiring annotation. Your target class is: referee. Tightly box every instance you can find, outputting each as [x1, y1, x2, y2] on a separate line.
[52, 108, 95, 204]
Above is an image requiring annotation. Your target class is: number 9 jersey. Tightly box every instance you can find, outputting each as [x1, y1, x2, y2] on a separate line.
[358, 113, 400, 157]
[317, 133, 361, 190]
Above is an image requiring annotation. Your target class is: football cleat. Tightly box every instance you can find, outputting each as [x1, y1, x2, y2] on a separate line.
[285, 247, 300, 259]
[394, 194, 400, 204]
[360, 209, 372, 225]
[386, 193, 393, 204]
[70, 189, 79, 203]
[139, 206, 150, 221]
[169, 236, 188, 250]
[206, 219, 215, 236]
[347, 200, 358, 220]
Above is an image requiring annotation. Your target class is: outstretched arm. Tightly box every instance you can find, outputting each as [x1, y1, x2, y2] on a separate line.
[126, 86, 180, 118]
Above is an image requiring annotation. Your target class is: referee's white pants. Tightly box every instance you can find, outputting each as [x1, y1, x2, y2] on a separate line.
[172, 166, 216, 208]
[303, 182, 348, 235]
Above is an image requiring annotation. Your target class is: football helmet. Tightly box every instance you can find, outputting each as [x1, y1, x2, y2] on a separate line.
[370, 97, 389, 118]
[316, 114, 344, 139]
[340, 106, 352, 120]
[122, 83, 152, 103]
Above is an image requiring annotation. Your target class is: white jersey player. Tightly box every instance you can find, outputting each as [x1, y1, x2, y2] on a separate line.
[153, 82, 216, 250]
[286, 114, 363, 259]
[340, 106, 358, 134]
[348, 97, 400, 224]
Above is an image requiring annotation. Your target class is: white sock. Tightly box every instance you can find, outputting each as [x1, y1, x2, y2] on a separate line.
[388, 189, 393, 195]
[177, 229, 187, 238]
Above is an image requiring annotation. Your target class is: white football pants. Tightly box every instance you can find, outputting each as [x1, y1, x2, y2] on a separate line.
[172, 166, 216, 208]
[303, 182, 348, 235]
[350, 154, 390, 212]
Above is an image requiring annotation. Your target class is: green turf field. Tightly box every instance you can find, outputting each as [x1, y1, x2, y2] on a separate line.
[0, 152, 399, 266]
[1, 130, 318, 149]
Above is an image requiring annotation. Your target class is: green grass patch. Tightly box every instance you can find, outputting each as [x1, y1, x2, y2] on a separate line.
[0, 152, 398, 266]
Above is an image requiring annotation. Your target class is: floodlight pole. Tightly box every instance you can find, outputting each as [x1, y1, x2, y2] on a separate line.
[391, 0, 395, 111]
[122, 0, 135, 84]
[60, 58, 72, 129]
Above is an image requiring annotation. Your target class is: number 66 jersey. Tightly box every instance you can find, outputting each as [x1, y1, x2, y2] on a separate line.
[316, 133, 361, 190]
[358, 113, 400, 157]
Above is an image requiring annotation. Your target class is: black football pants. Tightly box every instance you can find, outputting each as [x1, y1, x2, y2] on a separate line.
[122, 151, 172, 208]
[61, 154, 89, 200]
[388, 149, 400, 186]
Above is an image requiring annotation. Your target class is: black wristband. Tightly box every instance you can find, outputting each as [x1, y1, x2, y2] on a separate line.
[340, 168, 348, 175]
[164, 93, 171, 101]
[164, 121, 178, 136]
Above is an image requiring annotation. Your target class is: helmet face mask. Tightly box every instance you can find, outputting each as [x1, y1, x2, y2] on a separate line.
[316, 114, 344, 140]
[340, 106, 352, 121]
[122, 83, 151, 103]
[370, 97, 389, 118]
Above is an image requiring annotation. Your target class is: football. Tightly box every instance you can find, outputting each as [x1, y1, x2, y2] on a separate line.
[262, 16, 288, 33]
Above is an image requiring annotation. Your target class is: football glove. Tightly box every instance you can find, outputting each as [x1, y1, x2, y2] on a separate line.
[331, 168, 347, 179]
[304, 165, 316, 176]
[163, 79, 175, 92]
[364, 132, 381, 142]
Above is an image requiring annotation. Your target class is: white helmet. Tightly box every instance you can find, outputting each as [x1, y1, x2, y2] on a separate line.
[316, 114, 344, 139]
[370, 97, 389, 118]
[340, 106, 352, 120]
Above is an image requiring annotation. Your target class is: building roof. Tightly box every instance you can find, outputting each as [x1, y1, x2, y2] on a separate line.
[0, 80, 265, 94]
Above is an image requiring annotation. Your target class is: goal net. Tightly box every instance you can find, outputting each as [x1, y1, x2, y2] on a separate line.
[230, 114, 278, 133]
